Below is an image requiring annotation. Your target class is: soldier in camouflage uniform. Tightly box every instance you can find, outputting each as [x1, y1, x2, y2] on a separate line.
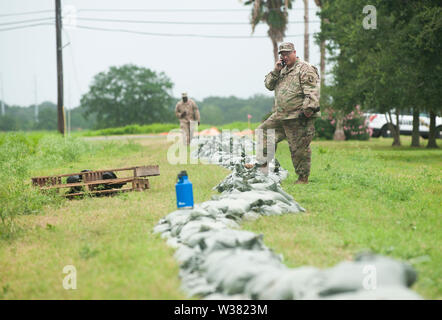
[175, 92, 200, 145]
[257, 42, 320, 184]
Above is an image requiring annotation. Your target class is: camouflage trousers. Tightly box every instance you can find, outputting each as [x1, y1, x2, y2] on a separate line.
[257, 114, 316, 178]
[180, 120, 198, 145]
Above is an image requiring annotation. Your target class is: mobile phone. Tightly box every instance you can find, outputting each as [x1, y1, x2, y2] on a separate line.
[280, 58, 286, 67]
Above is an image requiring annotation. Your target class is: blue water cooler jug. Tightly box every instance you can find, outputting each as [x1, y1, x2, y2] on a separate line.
[175, 170, 194, 209]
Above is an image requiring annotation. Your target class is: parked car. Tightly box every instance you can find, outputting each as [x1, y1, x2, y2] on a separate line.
[364, 113, 442, 139]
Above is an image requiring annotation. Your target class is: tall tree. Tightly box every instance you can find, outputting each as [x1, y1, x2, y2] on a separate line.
[243, 0, 294, 62]
[303, 0, 309, 62]
[409, 3, 442, 148]
[314, 0, 325, 83]
[319, 0, 441, 146]
[80, 64, 174, 129]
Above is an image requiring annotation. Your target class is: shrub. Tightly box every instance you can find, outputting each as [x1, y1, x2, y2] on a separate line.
[314, 117, 335, 140]
[0, 133, 92, 238]
[0, 134, 60, 238]
[314, 106, 370, 140]
[36, 135, 90, 164]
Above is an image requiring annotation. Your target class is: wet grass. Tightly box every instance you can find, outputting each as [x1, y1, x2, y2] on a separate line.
[243, 136, 441, 299]
[0, 134, 227, 299]
[0, 133, 440, 299]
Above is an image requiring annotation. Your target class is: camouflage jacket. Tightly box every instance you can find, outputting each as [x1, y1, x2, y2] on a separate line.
[175, 99, 200, 122]
[264, 58, 320, 120]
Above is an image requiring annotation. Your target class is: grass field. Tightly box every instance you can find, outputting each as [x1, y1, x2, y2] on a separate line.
[74, 122, 261, 137]
[0, 134, 440, 299]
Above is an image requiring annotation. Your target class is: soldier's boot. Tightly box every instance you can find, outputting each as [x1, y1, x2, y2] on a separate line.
[245, 162, 269, 174]
[259, 165, 269, 175]
[295, 176, 309, 184]
[256, 162, 268, 175]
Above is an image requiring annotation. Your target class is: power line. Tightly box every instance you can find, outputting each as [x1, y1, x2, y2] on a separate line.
[0, 22, 54, 32]
[0, 22, 316, 38]
[72, 17, 320, 25]
[0, 17, 53, 26]
[0, 7, 317, 19]
[0, 21, 318, 38]
[0, 9, 52, 18]
[77, 8, 317, 13]
[74, 24, 315, 39]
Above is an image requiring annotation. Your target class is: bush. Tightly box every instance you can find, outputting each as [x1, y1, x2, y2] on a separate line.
[37, 135, 90, 164]
[82, 123, 180, 136]
[0, 134, 60, 238]
[315, 117, 335, 140]
[343, 114, 371, 140]
[314, 106, 370, 140]
[0, 133, 92, 238]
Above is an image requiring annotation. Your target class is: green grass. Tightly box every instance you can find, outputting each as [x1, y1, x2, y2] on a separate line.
[243, 137, 442, 299]
[0, 133, 440, 299]
[75, 122, 260, 137]
[0, 135, 228, 299]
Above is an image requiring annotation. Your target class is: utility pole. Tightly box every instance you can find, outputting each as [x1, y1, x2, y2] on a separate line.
[0, 73, 5, 116]
[67, 78, 71, 136]
[34, 75, 39, 123]
[55, 0, 65, 135]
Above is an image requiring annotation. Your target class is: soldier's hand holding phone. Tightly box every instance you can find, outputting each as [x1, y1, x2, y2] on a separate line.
[275, 58, 285, 72]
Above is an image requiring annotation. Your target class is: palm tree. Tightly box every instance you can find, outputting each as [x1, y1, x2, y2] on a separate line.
[314, 0, 325, 84]
[243, 0, 294, 62]
[303, 0, 309, 62]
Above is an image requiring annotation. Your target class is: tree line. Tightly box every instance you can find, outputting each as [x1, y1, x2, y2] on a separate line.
[317, 0, 441, 148]
[0, 65, 273, 132]
[0, 101, 95, 131]
[241, 0, 441, 148]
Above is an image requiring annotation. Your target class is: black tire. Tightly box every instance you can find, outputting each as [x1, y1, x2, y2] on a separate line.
[66, 175, 83, 193]
[381, 125, 394, 138]
[102, 171, 124, 189]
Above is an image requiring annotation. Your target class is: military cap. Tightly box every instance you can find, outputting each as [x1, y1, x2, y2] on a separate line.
[278, 42, 295, 54]
[181, 92, 188, 97]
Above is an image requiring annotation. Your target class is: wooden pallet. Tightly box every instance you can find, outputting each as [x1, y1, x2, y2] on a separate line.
[31, 165, 159, 198]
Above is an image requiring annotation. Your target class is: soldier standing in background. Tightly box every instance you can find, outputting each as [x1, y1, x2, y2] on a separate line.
[257, 42, 320, 184]
[175, 92, 200, 145]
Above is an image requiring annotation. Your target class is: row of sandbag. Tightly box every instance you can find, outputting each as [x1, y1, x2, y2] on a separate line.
[154, 135, 422, 299]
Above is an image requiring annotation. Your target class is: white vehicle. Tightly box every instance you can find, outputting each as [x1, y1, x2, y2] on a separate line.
[364, 113, 442, 139]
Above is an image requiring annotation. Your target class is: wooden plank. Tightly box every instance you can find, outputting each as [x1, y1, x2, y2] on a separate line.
[64, 188, 134, 198]
[31, 166, 143, 179]
[40, 177, 135, 190]
[133, 178, 150, 190]
[32, 165, 159, 201]
[135, 165, 160, 177]
[64, 182, 150, 197]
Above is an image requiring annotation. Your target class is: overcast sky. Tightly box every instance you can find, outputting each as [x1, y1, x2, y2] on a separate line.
[0, 0, 321, 109]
